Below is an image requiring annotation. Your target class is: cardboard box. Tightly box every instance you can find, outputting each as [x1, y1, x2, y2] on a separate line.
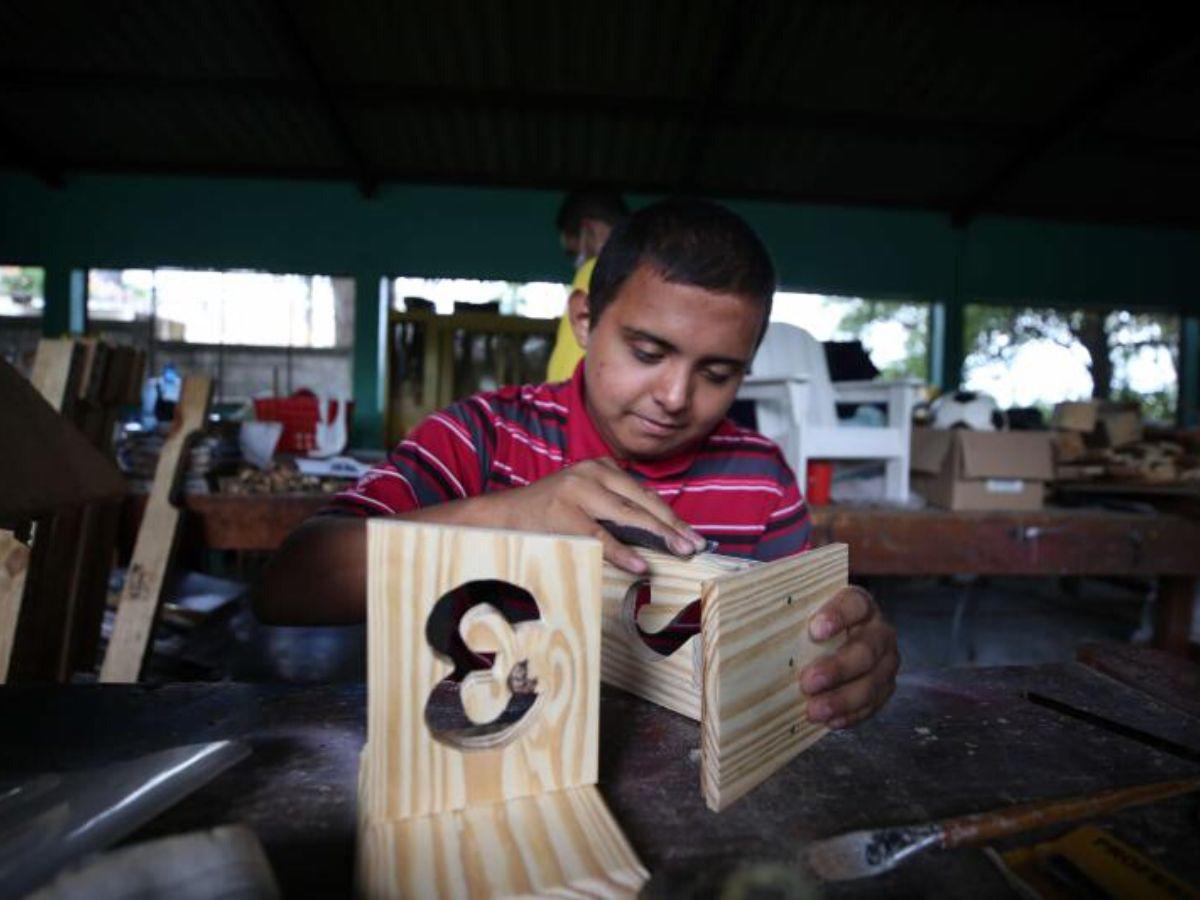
[1096, 409, 1143, 448]
[1051, 401, 1098, 432]
[911, 428, 1055, 510]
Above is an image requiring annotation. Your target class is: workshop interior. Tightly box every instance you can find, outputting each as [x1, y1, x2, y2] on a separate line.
[2, 3, 1199, 898]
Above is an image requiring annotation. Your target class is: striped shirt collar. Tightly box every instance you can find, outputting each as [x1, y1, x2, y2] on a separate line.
[562, 361, 702, 480]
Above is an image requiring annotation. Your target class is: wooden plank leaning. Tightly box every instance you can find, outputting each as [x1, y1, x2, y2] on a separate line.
[99, 376, 212, 683]
[0, 341, 87, 682]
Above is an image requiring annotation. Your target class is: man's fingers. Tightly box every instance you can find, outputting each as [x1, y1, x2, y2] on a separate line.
[808, 585, 875, 641]
[805, 649, 899, 725]
[828, 682, 896, 730]
[590, 460, 706, 552]
[799, 638, 878, 695]
[593, 527, 649, 575]
[583, 488, 701, 557]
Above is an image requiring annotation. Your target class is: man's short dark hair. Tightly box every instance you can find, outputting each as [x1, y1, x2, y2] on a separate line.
[555, 189, 629, 237]
[588, 198, 776, 339]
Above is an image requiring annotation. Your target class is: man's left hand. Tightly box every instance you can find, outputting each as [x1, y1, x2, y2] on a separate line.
[798, 585, 899, 730]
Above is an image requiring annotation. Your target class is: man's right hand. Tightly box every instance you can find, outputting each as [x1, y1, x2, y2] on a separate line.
[490, 458, 707, 573]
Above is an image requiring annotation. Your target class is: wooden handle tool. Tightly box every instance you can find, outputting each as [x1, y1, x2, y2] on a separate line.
[806, 776, 1200, 882]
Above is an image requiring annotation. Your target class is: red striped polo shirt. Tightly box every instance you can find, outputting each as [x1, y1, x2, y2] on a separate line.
[327, 363, 811, 561]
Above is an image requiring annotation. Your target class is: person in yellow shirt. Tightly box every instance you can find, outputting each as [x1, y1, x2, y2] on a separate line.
[546, 190, 628, 381]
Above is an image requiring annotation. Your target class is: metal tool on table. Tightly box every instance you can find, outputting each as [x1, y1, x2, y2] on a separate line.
[0, 740, 250, 900]
[597, 518, 719, 557]
[804, 776, 1200, 882]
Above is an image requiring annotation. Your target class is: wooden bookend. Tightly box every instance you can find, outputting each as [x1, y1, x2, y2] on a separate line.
[99, 376, 213, 683]
[602, 543, 848, 812]
[358, 521, 647, 899]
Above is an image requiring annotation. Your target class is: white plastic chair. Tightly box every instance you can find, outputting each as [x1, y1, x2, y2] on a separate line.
[737, 323, 920, 503]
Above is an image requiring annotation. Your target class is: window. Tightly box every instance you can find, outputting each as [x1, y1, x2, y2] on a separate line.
[0, 265, 46, 372]
[392, 277, 568, 319]
[87, 268, 354, 404]
[771, 292, 931, 380]
[962, 304, 1179, 420]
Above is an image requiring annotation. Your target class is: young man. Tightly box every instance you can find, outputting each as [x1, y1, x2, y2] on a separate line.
[260, 199, 898, 731]
[546, 189, 629, 382]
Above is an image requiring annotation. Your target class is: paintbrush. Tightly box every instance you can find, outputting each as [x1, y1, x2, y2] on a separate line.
[805, 776, 1200, 881]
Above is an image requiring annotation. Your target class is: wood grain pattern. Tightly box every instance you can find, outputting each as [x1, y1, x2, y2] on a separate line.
[361, 521, 603, 822]
[359, 522, 646, 898]
[600, 551, 751, 722]
[600, 549, 748, 724]
[99, 376, 212, 683]
[701, 543, 848, 812]
[359, 786, 646, 899]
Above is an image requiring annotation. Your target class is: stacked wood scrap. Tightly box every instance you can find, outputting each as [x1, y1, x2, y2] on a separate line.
[1051, 400, 1200, 486]
[1, 339, 144, 682]
[217, 462, 347, 495]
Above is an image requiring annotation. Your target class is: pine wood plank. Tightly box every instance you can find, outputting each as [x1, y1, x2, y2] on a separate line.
[361, 521, 603, 822]
[359, 521, 646, 898]
[359, 786, 646, 899]
[600, 551, 752, 722]
[99, 376, 212, 683]
[700, 543, 847, 812]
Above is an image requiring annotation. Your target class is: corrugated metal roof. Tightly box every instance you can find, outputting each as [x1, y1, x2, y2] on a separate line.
[1, 0, 1198, 227]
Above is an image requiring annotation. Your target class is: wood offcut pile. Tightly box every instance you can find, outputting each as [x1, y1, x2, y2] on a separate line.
[217, 463, 347, 495]
[1051, 401, 1200, 486]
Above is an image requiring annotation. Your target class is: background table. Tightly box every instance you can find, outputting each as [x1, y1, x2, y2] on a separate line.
[161, 495, 1200, 652]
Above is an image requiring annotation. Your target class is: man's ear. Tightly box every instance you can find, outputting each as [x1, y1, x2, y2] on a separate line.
[567, 289, 591, 348]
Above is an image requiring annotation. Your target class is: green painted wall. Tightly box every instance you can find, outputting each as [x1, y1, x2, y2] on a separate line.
[3, 172, 1199, 440]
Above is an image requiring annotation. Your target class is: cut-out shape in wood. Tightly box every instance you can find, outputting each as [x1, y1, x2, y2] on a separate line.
[602, 543, 849, 811]
[423, 581, 543, 750]
[358, 521, 647, 898]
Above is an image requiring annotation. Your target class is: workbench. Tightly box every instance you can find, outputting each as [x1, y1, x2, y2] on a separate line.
[2, 649, 1196, 897]
[173, 494, 1200, 651]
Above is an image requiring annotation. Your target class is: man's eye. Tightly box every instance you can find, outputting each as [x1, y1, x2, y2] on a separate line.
[631, 347, 663, 364]
[702, 368, 735, 385]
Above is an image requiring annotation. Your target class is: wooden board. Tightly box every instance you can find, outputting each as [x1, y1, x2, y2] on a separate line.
[1, 341, 93, 683]
[65, 347, 143, 675]
[359, 785, 646, 899]
[0, 347, 124, 524]
[361, 521, 603, 820]
[700, 543, 847, 812]
[99, 376, 212, 683]
[0, 533, 32, 682]
[600, 551, 752, 722]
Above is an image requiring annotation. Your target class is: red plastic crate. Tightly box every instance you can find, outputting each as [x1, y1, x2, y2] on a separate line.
[253, 390, 353, 454]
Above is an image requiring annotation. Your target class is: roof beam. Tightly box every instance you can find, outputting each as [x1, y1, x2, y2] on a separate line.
[8, 67, 1200, 164]
[267, 1, 378, 199]
[950, 26, 1200, 227]
[0, 115, 63, 188]
[676, 0, 748, 192]
[29, 155, 1200, 230]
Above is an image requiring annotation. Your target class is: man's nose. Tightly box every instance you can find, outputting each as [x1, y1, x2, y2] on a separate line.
[653, 364, 691, 415]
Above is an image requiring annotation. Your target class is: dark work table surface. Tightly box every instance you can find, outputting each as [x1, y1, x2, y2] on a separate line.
[1, 659, 1198, 898]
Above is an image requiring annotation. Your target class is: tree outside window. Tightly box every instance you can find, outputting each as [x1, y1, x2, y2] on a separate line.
[963, 305, 1179, 421]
